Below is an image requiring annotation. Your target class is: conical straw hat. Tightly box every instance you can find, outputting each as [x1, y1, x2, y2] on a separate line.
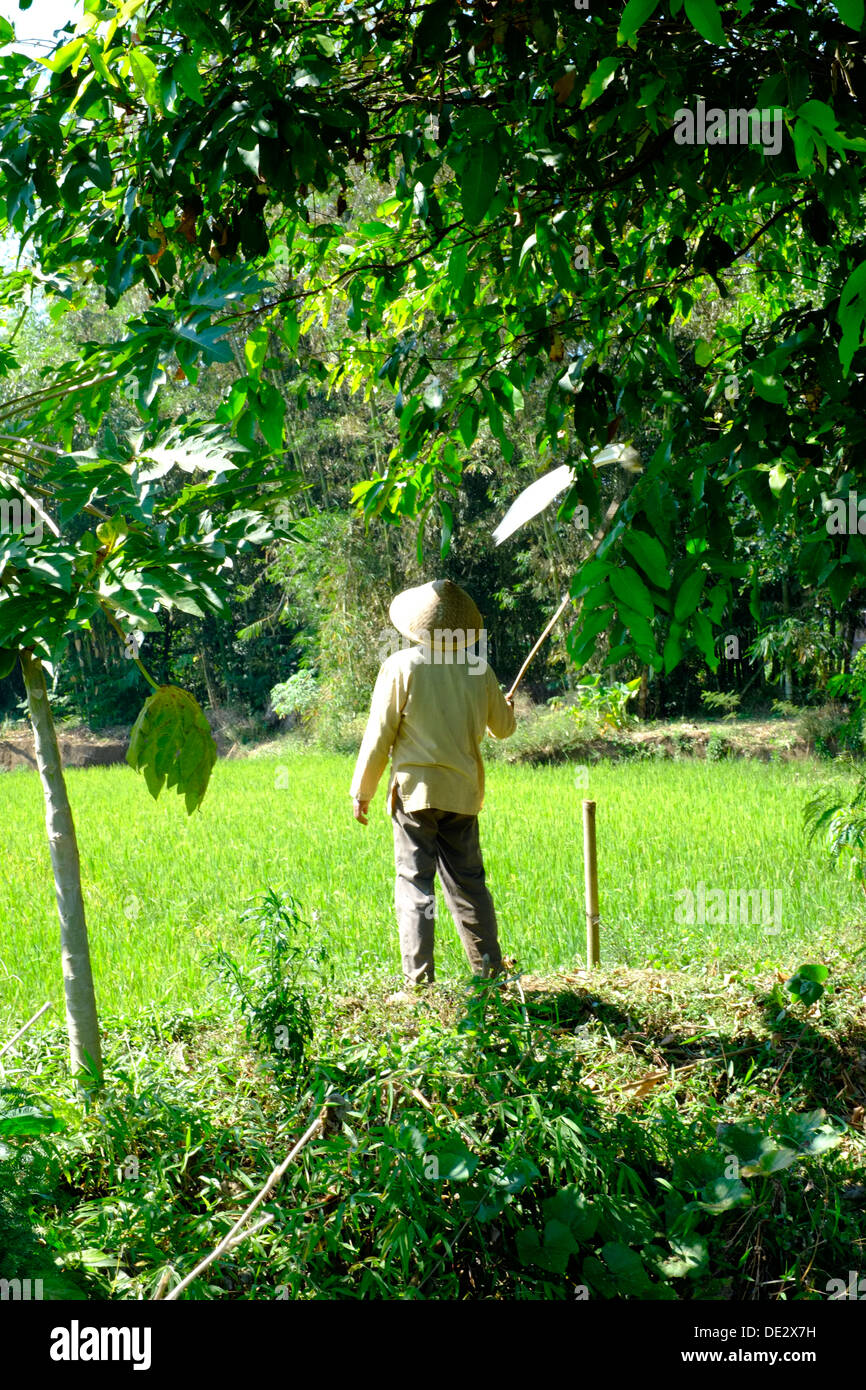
[389, 579, 484, 651]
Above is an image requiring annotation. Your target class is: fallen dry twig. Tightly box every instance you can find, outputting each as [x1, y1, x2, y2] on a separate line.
[158, 1110, 325, 1301]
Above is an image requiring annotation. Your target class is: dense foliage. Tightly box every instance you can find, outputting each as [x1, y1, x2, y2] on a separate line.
[1, 0, 865, 731]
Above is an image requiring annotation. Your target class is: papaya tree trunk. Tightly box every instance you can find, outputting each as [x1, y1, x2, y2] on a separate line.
[19, 649, 103, 1083]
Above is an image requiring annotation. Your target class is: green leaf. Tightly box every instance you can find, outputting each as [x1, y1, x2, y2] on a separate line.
[581, 57, 622, 108]
[172, 51, 204, 105]
[673, 568, 705, 622]
[516, 1221, 578, 1274]
[683, 0, 727, 45]
[245, 326, 270, 376]
[458, 401, 480, 448]
[430, 1142, 478, 1181]
[95, 514, 128, 550]
[45, 36, 86, 74]
[792, 118, 818, 173]
[786, 963, 829, 1006]
[778, 1108, 842, 1156]
[542, 1186, 598, 1241]
[568, 605, 613, 666]
[252, 383, 286, 452]
[126, 685, 217, 814]
[600, 1242, 654, 1295]
[617, 0, 662, 45]
[796, 99, 866, 152]
[835, 0, 864, 28]
[691, 611, 717, 670]
[475, 1158, 540, 1221]
[717, 1123, 798, 1177]
[460, 142, 500, 225]
[541, 1219, 580, 1273]
[0, 1104, 62, 1137]
[660, 1236, 709, 1279]
[698, 1172, 750, 1214]
[413, 0, 453, 54]
[439, 497, 453, 558]
[622, 529, 671, 589]
[609, 566, 655, 620]
[581, 1254, 617, 1297]
[128, 47, 160, 109]
[663, 622, 684, 673]
[750, 360, 788, 404]
[694, 339, 714, 366]
[768, 463, 788, 495]
[448, 243, 468, 291]
[838, 260, 866, 376]
[617, 604, 661, 663]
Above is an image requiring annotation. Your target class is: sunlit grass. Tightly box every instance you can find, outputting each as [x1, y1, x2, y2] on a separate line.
[0, 751, 861, 1027]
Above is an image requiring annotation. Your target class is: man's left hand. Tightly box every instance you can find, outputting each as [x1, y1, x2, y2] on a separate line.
[353, 797, 370, 825]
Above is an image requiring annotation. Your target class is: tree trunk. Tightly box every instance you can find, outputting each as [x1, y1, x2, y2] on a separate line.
[781, 578, 793, 701]
[19, 649, 103, 1084]
[638, 665, 649, 721]
[199, 645, 220, 709]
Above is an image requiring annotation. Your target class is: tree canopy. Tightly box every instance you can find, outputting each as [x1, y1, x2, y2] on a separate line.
[1, 0, 865, 681]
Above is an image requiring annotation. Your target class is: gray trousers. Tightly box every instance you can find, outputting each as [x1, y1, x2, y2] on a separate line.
[392, 797, 503, 985]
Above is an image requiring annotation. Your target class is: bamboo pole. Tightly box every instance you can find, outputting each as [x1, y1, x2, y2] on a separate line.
[0, 1001, 52, 1060]
[583, 800, 600, 968]
[506, 592, 570, 701]
[505, 496, 623, 701]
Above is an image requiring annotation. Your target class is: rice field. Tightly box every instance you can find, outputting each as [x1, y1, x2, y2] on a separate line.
[0, 751, 862, 1028]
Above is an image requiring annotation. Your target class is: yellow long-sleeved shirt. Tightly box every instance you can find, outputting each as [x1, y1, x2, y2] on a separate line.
[350, 646, 516, 816]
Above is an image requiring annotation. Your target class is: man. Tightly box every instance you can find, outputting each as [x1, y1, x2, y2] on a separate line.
[351, 579, 516, 994]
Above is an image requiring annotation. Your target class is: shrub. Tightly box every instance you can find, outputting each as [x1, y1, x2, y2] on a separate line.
[270, 672, 320, 730]
[572, 676, 641, 730]
[706, 733, 732, 762]
[700, 691, 741, 720]
[484, 700, 599, 764]
[804, 775, 866, 893]
[797, 703, 857, 759]
[315, 703, 367, 755]
[671, 731, 695, 759]
[211, 891, 326, 1088]
[771, 699, 801, 718]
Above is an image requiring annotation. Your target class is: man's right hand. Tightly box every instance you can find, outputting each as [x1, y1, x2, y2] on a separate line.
[353, 797, 370, 825]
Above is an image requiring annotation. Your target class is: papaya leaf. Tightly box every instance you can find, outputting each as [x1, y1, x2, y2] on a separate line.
[126, 685, 217, 814]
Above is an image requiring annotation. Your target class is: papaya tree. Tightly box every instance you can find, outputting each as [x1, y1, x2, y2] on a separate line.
[0, 303, 298, 1081]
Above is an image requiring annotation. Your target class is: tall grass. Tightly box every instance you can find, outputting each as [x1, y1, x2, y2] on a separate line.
[0, 753, 861, 1027]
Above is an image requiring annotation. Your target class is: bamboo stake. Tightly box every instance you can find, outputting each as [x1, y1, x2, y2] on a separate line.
[0, 1001, 52, 1059]
[583, 800, 600, 968]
